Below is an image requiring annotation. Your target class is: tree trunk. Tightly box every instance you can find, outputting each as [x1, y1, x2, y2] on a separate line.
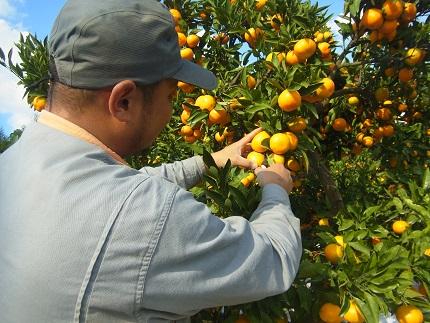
[308, 150, 344, 216]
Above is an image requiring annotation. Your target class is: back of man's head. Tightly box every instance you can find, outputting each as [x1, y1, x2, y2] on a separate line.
[48, 0, 217, 92]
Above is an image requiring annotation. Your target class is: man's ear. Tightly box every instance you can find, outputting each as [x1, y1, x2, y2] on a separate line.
[108, 80, 138, 122]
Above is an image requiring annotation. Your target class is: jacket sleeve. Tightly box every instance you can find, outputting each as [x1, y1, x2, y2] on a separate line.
[138, 183, 302, 318]
[139, 156, 205, 190]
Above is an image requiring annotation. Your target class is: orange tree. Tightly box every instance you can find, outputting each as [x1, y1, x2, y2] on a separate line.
[1, 0, 430, 322]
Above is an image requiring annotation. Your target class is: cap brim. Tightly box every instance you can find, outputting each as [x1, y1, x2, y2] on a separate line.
[172, 59, 218, 90]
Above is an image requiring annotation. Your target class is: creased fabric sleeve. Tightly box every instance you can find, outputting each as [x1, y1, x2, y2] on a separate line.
[139, 156, 206, 189]
[137, 183, 302, 319]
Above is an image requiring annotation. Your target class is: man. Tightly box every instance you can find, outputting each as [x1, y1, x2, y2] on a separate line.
[0, 0, 301, 322]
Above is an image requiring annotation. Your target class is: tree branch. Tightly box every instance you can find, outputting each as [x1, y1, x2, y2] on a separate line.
[308, 150, 344, 216]
[331, 87, 366, 99]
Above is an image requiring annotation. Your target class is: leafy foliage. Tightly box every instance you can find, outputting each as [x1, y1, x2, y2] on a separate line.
[0, 128, 23, 153]
[1, 0, 429, 322]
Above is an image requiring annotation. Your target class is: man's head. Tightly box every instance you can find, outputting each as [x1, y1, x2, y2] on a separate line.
[47, 0, 217, 156]
[48, 0, 217, 90]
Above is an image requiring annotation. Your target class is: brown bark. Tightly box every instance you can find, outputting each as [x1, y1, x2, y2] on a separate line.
[308, 150, 344, 216]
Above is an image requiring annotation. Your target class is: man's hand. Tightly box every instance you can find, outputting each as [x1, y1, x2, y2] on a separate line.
[211, 128, 262, 169]
[255, 164, 293, 193]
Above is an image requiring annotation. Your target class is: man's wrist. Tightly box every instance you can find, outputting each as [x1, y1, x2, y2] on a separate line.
[210, 151, 224, 168]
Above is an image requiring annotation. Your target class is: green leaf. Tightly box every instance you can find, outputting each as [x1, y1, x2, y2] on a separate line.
[298, 259, 329, 278]
[392, 197, 403, 212]
[349, 0, 361, 17]
[363, 205, 381, 217]
[267, 79, 284, 91]
[339, 219, 355, 231]
[260, 311, 273, 323]
[206, 190, 225, 206]
[296, 285, 312, 311]
[317, 232, 335, 244]
[241, 67, 247, 86]
[356, 293, 379, 323]
[367, 282, 398, 293]
[288, 82, 302, 91]
[228, 185, 247, 211]
[203, 150, 218, 170]
[403, 198, 429, 217]
[292, 15, 308, 29]
[302, 102, 319, 119]
[348, 241, 370, 257]
[370, 270, 398, 285]
[219, 159, 232, 189]
[188, 111, 209, 127]
[7, 48, 14, 67]
[246, 103, 271, 115]
[261, 138, 270, 150]
[378, 245, 403, 267]
[365, 253, 378, 271]
[422, 168, 430, 190]
[340, 293, 349, 315]
[300, 82, 322, 95]
[336, 21, 352, 35]
[301, 151, 310, 173]
[403, 288, 426, 299]
[355, 230, 368, 240]
[204, 175, 218, 188]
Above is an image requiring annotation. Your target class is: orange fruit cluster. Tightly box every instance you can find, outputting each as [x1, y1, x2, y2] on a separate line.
[314, 31, 334, 61]
[319, 301, 365, 323]
[172, 8, 205, 96]
[213, 32, 229, 44]
[180, 95, 234, 145]
[350, 85, 405, 151]
[270, 14, 283, 31]
[265, 34, 332, 69]
[246, 130, 300, 174]
[179, 99, 204, 144]
[244, 27, 263, 47]
[215, 128, 235, 144]
[302, 77, 336, 103]
[178, 34, 199, 60]
[361, 1, 417, 43]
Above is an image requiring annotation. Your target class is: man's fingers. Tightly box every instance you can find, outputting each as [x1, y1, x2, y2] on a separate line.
[254, 166, 265, 175]
[240, 127, 263, 144]
[241, 144, 253, 156]
[236, 156, 257, 170]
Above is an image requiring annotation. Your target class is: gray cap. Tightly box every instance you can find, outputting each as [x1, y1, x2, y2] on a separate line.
[48, 0, 217, 90]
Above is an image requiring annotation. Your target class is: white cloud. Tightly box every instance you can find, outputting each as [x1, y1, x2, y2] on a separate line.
[0, 17, 34, 132]
[0, 0, 16, 18]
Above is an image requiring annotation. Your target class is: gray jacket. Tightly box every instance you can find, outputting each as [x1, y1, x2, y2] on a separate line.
[0, 121, 302, 322]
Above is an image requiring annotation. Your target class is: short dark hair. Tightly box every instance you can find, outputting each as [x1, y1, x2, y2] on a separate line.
[47, 80, 159, 112]
[48, 81, 98, 112]
[135, 82, 160, 105]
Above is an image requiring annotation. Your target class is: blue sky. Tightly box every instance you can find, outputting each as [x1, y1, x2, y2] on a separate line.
[7, 0, 65, 37]
[0, 0, 343, 136]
